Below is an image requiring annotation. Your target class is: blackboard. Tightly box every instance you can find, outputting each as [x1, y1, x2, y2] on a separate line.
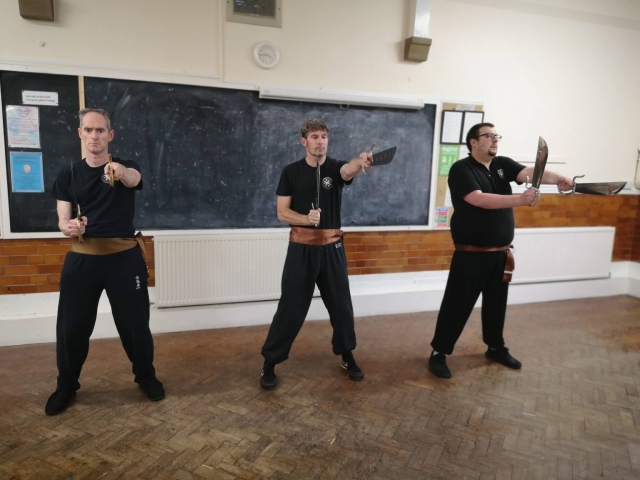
[1, 71, 80, 232]
[2, 72, 435, 231]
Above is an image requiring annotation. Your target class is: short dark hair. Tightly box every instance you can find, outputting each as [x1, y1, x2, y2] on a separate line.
[301, 119, 329, 138]
[79, 108, 112, 130]
[466, 122, 494, 151]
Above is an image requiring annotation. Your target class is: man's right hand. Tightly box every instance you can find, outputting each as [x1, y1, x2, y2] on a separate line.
[520, 188, 538, 207]
[308, 208, 321, 226]
[66, 217, 87, 237]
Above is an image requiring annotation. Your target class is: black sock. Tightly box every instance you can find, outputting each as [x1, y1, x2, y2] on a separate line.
[342, 351, 354, 363]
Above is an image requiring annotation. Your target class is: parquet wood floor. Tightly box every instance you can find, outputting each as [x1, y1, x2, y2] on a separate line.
[1, 296, 640, 479]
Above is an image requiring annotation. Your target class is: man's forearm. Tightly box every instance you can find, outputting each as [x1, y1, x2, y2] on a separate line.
[120, 168, 141, 188]
[465, 192, 524, 209]
[540, 170, 564, 185]
[59, 219, 71, 236]
[278, 207, 313, 226]
[341, 157, 363, 180]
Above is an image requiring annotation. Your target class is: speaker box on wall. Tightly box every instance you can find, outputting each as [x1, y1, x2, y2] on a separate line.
[404, 37, 432, 63]
[19, 0, 55, 21]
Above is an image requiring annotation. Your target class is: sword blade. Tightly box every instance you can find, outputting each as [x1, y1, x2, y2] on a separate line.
[531, 136, 548, 189]
[575, 181, 626, 195]
[70, 162, 83, 243]
[371, 146, 397, 166]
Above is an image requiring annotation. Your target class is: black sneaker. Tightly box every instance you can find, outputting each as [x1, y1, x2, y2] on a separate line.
[428, 351, 451, 378]
[139, 377, 165, 401]
[44, 389, 76, 416]
[485, 347, 522, 369]
[260, 366, 278, 390]
[340, 358, 364, 381]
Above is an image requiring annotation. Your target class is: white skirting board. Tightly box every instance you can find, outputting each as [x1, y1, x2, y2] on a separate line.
[0, 261, 638, 347]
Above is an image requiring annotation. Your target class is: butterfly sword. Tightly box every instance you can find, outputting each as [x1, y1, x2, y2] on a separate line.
[70, 162, 83, 243]
[363, 145, 397, 177]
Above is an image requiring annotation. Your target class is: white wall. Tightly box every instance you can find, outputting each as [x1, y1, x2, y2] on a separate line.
[1, 0, 639, 181]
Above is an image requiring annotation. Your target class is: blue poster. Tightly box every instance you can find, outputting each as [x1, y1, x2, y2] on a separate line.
[10, 152, 44, 193]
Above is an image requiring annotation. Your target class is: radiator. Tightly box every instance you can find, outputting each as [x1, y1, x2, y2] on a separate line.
[511, 227, 614, 284]
[155, 232, 289, 308]
[154, 226, 615, 308]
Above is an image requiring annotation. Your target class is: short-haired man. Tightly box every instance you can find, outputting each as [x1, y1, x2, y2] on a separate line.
[45, 109, 164, 415]
[259, 118, 372, 389]
[429, 123, 573, 378]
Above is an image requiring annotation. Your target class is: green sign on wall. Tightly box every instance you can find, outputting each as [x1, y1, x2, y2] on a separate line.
[439, 145, 459, 176]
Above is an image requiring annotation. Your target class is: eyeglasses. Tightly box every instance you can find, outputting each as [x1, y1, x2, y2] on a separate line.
[477, 133, 502, 141]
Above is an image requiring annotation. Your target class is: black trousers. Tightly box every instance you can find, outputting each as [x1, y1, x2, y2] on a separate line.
[261, 239, 356, 364]
[430, 250, 508, 355]
[56, 247, 155, 392]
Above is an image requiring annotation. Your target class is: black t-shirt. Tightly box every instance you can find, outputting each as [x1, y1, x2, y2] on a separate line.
[276, 157, 352, 229]
[51, 158, 143, 238]
[448, 155, 525, 247]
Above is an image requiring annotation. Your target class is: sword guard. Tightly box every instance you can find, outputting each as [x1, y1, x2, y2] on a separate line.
[524, 175, 532, 189]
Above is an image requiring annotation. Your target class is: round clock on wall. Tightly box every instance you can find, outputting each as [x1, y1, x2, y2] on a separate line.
[253, 41, 280, 69]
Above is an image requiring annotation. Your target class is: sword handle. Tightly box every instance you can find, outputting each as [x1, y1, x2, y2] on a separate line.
[530, 189, 540, 207]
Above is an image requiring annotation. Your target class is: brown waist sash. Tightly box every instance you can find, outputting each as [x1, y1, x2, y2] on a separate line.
[290, 227, 343, 246]
[454, 243, 515, 283]
[70, 232, 150, 278]
[70, 237, 137, 255]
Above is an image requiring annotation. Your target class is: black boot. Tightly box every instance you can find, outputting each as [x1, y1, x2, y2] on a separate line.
[340, 351, 364, 380]
[44, 388, 76, 416]
[260, 361, 278, 390]
[428, 351, 451, 378]
[139, 377, 165, 401]
[485, 347, 522, 369]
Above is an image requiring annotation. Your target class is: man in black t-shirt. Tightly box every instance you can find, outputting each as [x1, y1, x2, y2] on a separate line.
[44, 109, 164, 415]
[259, 119, 372, 389]
[428, 122, 573, 379]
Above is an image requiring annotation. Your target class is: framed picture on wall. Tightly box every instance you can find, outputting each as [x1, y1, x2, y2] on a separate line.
[461, 111, 485, 143]
[441, 110, 485, 144]
[440, 110, 463, 144]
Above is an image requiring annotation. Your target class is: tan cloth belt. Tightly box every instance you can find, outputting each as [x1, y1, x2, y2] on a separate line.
[135, 232, 150, 280]
[70, 237, 137, 255]
[70, 232, 150, 279]
[290, 227, 343, 246]
[454, 243, 515, 283]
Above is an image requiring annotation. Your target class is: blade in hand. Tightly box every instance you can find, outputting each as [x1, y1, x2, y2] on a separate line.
[531, 136, 548, 189]
[371, 146, 397, 166]
[575, 181, 626, 195]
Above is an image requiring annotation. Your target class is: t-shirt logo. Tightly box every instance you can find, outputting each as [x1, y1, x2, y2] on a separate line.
[101, 173, 111, 184]
[497, 169, 505, 179]
[322, 177, 333, 189]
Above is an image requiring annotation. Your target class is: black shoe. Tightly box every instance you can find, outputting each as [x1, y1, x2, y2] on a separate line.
[260, 362, 278, 390]
[485, 347, 522, 369]
[45, 389, 76, 416]
[139, 377, 165, 401]
[340, 357, 364, 381]
[428, 351, 451, 378]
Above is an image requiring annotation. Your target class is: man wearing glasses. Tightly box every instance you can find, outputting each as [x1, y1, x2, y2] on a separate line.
[428, 122, 573, 378]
